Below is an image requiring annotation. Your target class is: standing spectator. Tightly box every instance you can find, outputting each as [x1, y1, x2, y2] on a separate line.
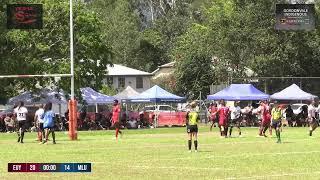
[285, 105, 294, 127]
[4, 115, 14, 133]
[308, 101, 318, 136]
[242, 103, 253, 126]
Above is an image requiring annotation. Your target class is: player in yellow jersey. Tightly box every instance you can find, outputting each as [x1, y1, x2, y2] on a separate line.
[186, 102, 200, 152]
[271, 102, 283, 143]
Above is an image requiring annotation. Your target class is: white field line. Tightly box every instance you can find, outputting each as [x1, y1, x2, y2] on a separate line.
[0, 138, 319, 154]
[89, 150, 320, 165]
[225, 171, 320, 180]
[128, 165, 235, 171]
[136, 150, 320, 162]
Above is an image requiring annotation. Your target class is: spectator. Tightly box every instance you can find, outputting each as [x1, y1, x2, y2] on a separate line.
[127, 119, 138, 129]
[4, 115, 14, 133]
[285, 105, 294, 127]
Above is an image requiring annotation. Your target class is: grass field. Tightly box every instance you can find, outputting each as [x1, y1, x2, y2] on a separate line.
[1, 126, 320, 180]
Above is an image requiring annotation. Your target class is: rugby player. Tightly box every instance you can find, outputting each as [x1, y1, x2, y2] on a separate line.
[186, 102, 200, 152]
[42, 102, 56, 144]
[217, 100, 229, 138]
[257, 100, 271, 137]
[209, 102, 218, 131]
[112, 99, 122, 140]
[34, 104, 44, 143]
[14, 101, 28, 143]
[271, 102, 283, 143]
[229, 101, 242, 137]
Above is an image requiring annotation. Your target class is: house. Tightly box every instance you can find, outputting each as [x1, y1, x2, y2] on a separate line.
[152, 60, 256, 94]
[104, 64, 152, 93]
[152, 61, 175, 80]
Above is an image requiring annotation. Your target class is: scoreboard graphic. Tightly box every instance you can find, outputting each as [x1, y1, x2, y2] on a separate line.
[7, 4, 43, 29]
[275, 4, 315, 31]
[8, 163, 91, 173]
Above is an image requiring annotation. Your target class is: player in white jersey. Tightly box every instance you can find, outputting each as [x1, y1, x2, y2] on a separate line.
[308, 101, 318, 136]
[34, 104, 44, 143]
[14, 101, 28, 143]
[229, 101, 242, 137]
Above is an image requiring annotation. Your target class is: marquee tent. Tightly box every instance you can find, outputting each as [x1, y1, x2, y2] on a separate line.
[270, 84, 317, 100]
[207, 84, 269, 100]
[80, 87, 115, 104]
[113, 86, 140, 101]
[128, 85, 185, 103]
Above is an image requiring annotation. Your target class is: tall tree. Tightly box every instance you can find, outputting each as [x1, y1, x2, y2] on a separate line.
[0, 0, 112, 100]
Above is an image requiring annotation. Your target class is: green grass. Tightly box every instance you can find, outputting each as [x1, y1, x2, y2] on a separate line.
[1, 126, 320, 179]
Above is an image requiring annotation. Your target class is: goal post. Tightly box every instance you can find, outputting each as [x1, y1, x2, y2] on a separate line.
[4, 0, 78, 141]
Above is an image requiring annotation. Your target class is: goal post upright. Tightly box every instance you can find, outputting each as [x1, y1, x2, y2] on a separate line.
[68, 0, 77, 140]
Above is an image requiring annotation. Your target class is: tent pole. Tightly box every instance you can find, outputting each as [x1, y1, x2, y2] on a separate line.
[95, 103, 98, 113]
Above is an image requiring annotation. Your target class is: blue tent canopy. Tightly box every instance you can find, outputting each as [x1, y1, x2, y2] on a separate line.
[207, 84, 269, 101]
[128, 85, 185, 103]
[270, 84, 317, 100]
[8, 89, 67, 105]
[80, 87, 115, 104]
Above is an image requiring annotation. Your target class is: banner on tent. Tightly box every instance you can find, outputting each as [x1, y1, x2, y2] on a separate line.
[157, 112, 186, 126]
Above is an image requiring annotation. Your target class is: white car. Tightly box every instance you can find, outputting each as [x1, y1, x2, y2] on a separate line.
[291, 103, 308, 115]
[144, 105, 176, 114]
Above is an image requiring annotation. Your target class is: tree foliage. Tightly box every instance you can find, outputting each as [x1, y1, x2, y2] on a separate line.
[0, 0, 112, 100]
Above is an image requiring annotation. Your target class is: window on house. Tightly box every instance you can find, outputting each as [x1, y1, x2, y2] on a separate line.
[136, 77, 143, 89]
[118, 77, 125, 88]
[106, 77, 113, 86]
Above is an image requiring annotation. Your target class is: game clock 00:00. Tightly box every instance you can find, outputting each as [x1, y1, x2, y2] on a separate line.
[8, 163, 91, 173]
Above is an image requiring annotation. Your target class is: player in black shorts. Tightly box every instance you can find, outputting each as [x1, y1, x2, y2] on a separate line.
[186, 102, 200, 152]
[14, 101, 28, 143]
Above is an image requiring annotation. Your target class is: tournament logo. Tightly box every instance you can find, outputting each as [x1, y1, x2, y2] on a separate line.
[7, 4, 43, 29]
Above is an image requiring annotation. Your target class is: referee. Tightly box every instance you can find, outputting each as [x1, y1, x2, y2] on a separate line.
[186, 101, 200, 152]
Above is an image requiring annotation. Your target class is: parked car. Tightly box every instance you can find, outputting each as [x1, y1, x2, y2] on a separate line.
[291, 103, 308, 115]
[143, 105, 176, 114]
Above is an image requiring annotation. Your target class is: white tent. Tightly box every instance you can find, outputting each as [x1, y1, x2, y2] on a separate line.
[270, 84, 317, 100]
[113, 86, 140, 101]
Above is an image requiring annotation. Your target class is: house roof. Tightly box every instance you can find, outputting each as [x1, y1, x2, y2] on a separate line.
[152, 61, 175, 74]
[107, 64, 152, 76]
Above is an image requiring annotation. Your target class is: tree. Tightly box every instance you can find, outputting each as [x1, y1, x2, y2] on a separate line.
[173, 23, 214, 99]
[0, 0, 112, 100]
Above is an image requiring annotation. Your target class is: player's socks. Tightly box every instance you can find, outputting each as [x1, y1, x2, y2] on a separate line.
[115, 128, 119, 139]
[52, 132, 56, 144]
[188, 140, 192, 150]
[20, 132, 24, 143]
[229, 127, 233, 137]
[309, 130, 312, 136]
[239, 129, 241, 136]
[194, 140, 198, 150]
[17, 136, 20, 143]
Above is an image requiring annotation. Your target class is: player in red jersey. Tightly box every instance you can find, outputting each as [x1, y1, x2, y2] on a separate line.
[112, 99, 122, 140]
[217, 100, 229, 138]
[257, 100, 271, 137]
[209, 102, 218, 131]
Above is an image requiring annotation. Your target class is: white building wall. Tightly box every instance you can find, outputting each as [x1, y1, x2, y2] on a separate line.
[103, 76, 151, 93]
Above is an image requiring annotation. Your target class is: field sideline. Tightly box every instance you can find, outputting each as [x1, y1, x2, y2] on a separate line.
[1, 126, 320, 180]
